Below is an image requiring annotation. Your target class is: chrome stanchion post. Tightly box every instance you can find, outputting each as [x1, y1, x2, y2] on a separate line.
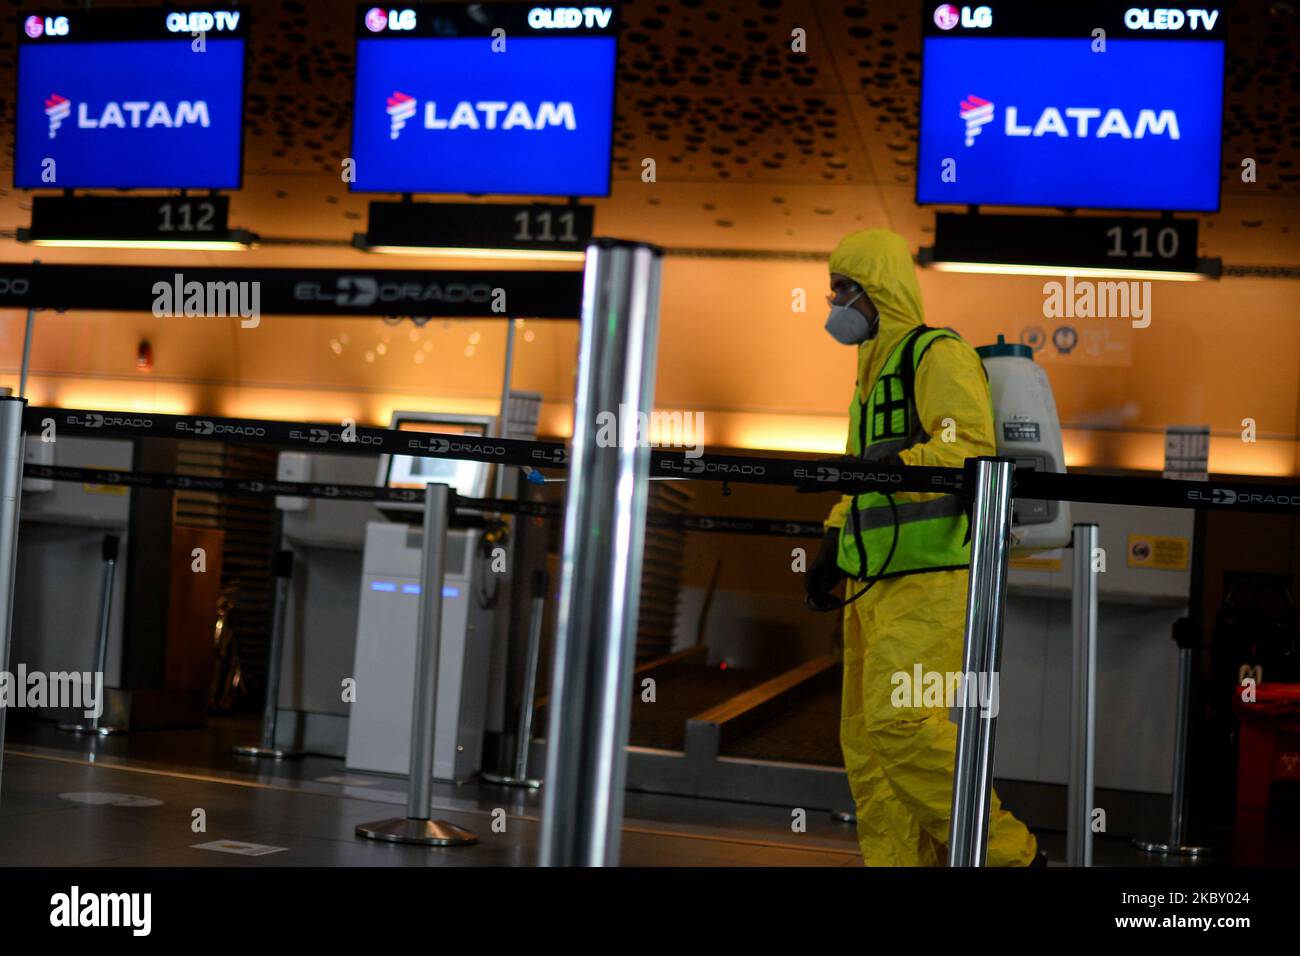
[0, 396, 26, 799]
[1134, 618, 1210, 857]
[494, 318, 517, 501]
[1068, 523, 1099, 867]
[59, 534, 125, 736]
[948, 457, 1015, 867]
[512, 569, 547, 785]
[234, 550, 298, 759]
[539, 239, 663, 867]
[357, 482, 476, 846]
[482, 567, 548, 789]
[19, 305, 35, 400]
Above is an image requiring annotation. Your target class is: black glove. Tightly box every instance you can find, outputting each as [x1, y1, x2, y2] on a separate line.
[805, 528, 846, 610]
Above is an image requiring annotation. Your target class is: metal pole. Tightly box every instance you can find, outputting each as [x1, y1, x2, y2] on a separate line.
[539, 239, 664, 867]
[481, 568, 547, 789]
[1133, 619, 1209, 856]
[0, 397, 27, 801]
[19, 306, 35, 400]
[512, 570, 548, 783]
[356, 482, 476, 846]
[233, 550, 298, 758]
[1169, 647, 1192, 842]
[948, 457, 1015, 867]
[1067, 523, 1099, 867]
[59, 534, 125, 735]
[494, 319, 517, 501]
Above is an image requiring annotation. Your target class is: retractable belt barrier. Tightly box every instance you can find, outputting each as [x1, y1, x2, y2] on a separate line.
[24, 405, 1300, 516]
[22, 464, 827, 539]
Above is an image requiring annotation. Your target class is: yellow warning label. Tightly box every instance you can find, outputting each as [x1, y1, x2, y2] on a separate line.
[1010, 556, 1062, 572]
[1127, 534, 1189, 570]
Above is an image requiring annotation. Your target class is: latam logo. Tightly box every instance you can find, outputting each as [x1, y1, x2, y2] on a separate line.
[382, 94, 577, 140]
[45, 94, 71, 139]
[959, 94, 993, 146]
[959, 95, 1181, 146]
[43, 95, 211, 139]
[387, 92, 417, 139]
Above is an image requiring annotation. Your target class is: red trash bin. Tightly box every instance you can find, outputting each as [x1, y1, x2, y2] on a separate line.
[1232, 682, 1300, 815]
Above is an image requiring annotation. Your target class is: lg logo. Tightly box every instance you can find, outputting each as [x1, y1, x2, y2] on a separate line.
[366, 8, 417, 32]
[24, 15, 69, 39]
[934, 5, 992, 29]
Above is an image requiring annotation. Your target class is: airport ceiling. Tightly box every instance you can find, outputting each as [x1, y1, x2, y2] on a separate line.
[0, 0, 1298, 267]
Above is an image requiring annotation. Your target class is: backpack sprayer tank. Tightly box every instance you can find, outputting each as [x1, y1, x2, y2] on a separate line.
[976, 335, 1071, 554]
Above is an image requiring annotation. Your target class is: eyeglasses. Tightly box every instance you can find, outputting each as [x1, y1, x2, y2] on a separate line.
[826, 287, 864, 308]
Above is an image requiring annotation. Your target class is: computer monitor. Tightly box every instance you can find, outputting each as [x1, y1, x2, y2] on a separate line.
[915, 1, 1225, 212]
[378, 412, 496, 512]
[348, 2, 618, 196]
[15, 6, 248, 190]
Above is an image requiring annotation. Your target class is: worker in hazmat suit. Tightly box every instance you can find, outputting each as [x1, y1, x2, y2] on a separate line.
[804, 228, 1042, 867]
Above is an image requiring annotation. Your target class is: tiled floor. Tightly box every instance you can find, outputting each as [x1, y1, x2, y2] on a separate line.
[0, 717, 1247, 867]
[0, 722, 863, 867]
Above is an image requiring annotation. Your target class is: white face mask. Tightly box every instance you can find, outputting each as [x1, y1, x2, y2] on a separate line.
[824, 291, 877, 345]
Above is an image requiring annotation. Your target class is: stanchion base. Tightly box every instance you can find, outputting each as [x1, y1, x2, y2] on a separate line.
[356, 817, 478, 846]
[480, 772, 542, 790]
[1132, 838, 1210, 857]
[56, 722, 125, 736]
[232, 744, 299, 760]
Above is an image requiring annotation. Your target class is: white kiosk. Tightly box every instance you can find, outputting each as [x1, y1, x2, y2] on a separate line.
[345, 407, 535, 783]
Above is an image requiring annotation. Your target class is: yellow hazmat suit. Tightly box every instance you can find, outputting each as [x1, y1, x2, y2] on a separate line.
[825, 229, 1037, 867]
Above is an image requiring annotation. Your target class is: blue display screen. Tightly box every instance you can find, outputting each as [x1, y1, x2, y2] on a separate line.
[350, 36, 616, 196]
[15, 39, 246, 189]
[916, 37, 1224, 211]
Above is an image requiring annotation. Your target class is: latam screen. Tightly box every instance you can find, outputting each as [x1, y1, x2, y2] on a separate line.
[916, 2, 1226, 212]
[14, 7, 247, 190]
[350, 4, 617, 196]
